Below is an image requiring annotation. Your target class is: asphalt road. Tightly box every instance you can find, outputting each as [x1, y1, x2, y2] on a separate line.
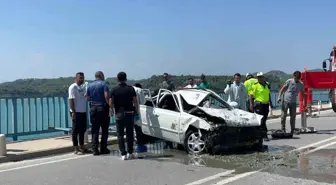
[0, 110, 336, 185]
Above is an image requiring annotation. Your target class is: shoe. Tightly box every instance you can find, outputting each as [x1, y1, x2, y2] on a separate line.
[93, 150, 100, 156]
[121, 155, 127, 160]
[100, 148, 110, 155]
[136, 145, 148, 153]
[74, 146, 84, 155]
[127, 153, 135, 160]
[79, 145, 89, 153]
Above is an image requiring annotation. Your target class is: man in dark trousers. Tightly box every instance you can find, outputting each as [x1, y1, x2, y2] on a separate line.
[68, 72, 88, 155]
[86, 71, 110, 156]
[109, 72, 139, 160]
[133, 83, 148, 154]
[249, 72, 273, 141]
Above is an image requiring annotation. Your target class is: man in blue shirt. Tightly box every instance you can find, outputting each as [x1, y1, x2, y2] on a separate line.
[86, 71, 110, 156]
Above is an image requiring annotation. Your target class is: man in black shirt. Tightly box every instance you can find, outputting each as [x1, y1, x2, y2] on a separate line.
[109, 72, 139, 160]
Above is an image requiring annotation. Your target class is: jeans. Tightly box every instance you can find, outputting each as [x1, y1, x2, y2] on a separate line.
[254, 102, 269, 138]
[134, 124, 144, 145]
[71, 112, 87, 146]
[90, 104, 110, 151]
[116, 113, 135, 156]
[281, 101, 297, 132]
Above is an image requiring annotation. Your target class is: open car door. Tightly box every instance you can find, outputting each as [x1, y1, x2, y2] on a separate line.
[138, 88, 157, 136]
[147, 89, 181, 142]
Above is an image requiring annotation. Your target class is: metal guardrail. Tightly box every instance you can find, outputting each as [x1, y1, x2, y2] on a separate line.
[0, 91, 330, 141]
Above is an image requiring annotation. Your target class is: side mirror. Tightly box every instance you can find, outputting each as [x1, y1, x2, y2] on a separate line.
[323, 61, 327, 71]
[228, 101, 239, 108]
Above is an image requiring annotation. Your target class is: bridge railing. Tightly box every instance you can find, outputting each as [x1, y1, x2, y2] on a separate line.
[0, 91, 330, 141]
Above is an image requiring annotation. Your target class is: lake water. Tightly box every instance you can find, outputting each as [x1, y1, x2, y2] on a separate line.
[0, 91, 330, 142]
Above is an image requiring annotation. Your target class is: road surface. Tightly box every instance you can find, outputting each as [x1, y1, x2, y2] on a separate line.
[0, 111, 336, 185]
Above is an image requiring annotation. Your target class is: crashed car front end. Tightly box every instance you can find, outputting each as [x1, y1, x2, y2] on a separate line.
[178, 89, 265, 154]
[205, 125, 265, 153]
[188, 107, 265, 153]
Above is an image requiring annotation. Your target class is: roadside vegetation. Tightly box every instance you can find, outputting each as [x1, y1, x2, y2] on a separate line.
[0, 70, 322, 97]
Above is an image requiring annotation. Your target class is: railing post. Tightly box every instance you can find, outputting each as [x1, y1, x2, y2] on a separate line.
[64, 97, 69, 128]
[12, 98, 18, 141]
[84, 101, 89, 144]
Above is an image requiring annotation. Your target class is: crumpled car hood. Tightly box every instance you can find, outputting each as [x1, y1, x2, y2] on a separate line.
[197, 107, 263, 127]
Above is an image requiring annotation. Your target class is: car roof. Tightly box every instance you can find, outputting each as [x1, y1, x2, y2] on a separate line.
[174, 88, 211, 106]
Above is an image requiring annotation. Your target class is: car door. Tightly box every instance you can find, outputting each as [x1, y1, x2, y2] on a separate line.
[148, 89, 181, 143]
[138, 89, 158, 137]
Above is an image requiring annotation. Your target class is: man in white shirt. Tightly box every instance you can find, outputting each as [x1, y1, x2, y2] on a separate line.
[68, 72, 88, 155]
[185, 78, 198, 88]
[224, 73, 248, 111]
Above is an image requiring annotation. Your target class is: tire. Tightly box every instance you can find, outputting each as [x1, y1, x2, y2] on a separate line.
[184, 130, 207, 155]
[328, 90, 336, 113]
[332, 103, 336, 113]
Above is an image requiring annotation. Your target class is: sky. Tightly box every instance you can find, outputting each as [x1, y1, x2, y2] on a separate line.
[0, 0, 335, 82]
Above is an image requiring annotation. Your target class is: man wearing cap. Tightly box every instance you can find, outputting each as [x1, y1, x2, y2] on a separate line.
[277, 71, 304, 134]
[244, 73, 258, 112]
[249, 72, 273, 141]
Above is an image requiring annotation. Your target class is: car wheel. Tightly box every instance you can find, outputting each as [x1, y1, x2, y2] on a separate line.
[184, 130, 207, 155]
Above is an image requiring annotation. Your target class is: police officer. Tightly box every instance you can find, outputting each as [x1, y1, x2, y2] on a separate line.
[109, 72, 139, 160]
[86, 71, 110, 155]
[244, 73, 258, 112]
[249, 72, 273, 141]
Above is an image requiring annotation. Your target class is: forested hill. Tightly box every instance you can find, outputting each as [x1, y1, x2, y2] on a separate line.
[0, 69, 322, 97]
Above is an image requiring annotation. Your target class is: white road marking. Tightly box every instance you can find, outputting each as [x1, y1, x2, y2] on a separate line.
[211, 170, 262, 185]
[304, 140, 336, 155]
[184, 134, 336, 185]
[0, 153, 77, 168]
[0, 154, 88, 173]
[290, 135, 336, 153]
[184, 170, 235, 185]
[266, 109, 334, 124]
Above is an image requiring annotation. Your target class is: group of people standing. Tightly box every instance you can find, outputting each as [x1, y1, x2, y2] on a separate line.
[161, 73, 211, 90]
[68, 71, 147, 160]
[68, 70, 305, 159]
[223, 71, 305, 141]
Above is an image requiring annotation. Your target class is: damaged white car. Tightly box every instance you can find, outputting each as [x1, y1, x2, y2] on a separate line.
[138, 88, 265, 155]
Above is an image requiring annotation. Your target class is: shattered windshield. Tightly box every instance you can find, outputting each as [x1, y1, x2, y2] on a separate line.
[200, 94, 232, 110]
